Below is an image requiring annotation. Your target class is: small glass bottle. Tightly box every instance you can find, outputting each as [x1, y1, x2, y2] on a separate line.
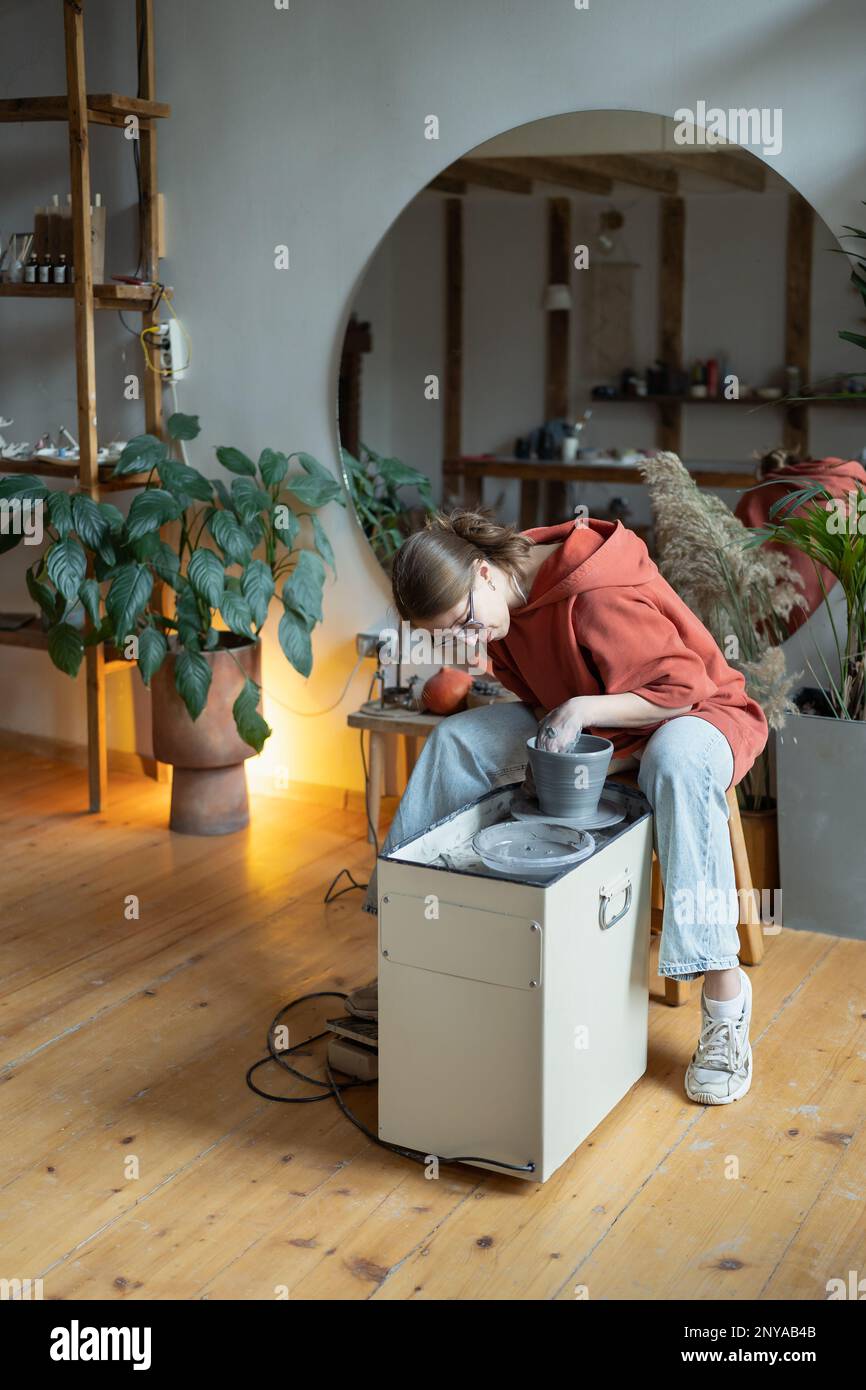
[53, 253, 68, 285]
[38, 254, 52, 285]
[24, 252, 38, 284]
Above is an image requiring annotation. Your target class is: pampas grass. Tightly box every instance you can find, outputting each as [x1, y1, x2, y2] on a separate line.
[638, 452, 804, 810]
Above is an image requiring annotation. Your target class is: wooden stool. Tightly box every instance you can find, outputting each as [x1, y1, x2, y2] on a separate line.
[611, 773, 764, 1006]
[347, 704, 443, 843]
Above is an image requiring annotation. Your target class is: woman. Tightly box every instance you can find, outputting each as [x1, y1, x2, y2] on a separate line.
[362, 508, 768, 1105]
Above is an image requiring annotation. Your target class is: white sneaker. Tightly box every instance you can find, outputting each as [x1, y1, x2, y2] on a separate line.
[684, 968, 753, 1105]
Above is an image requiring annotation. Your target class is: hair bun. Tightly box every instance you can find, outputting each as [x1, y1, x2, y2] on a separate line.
[427, 506, 502, 552]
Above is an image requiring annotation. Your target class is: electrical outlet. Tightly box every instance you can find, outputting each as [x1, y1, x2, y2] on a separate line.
[158, 317, 189, 382]
[356, 630, 382, 658]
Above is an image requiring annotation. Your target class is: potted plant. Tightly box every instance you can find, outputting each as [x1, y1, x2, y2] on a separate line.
[746, 478, 866, 937]
[0, 412, 345, 834]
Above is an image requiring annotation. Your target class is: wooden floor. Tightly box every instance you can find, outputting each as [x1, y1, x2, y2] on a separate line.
[1, 749, 864, 1302]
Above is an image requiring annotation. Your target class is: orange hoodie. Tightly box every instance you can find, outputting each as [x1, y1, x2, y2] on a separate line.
[487, 518, 768, 789]
[734, 457, 866, 632]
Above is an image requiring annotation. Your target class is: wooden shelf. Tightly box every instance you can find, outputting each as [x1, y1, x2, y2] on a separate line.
[0, 617, 50, 650]
[0, 93, 170, 127]
[0, 281, 161, 310]
[589, 392, 866, 407]
[0, 618, 129, 671]
[0, 456, 145, 489]
[445, 456, 757, 492]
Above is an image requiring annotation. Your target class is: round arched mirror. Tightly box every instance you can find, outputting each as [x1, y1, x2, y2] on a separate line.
[337, 108, 866, 574]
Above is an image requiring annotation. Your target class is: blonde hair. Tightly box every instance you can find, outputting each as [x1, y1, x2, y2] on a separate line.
[390, 507, 534, 622]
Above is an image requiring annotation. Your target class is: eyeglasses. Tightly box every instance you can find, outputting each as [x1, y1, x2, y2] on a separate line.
[457, 583, 486, 634]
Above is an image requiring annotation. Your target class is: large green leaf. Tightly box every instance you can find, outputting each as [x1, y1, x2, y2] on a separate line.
[0, 475, 50, 502]
[175, 581, 205, 650]
[106, 562, 153, 642]
[157, 456, 213, 505]
[273, 502, 300, 550]
[839, 329, 866, 352]
[232, 677, 271, 754]
[281, 549, 325, 628]
[137, 626, 168, 686]
[71, 493, 110, 547]
[167, 412, 201, 441]
[94, 543, 117, 578]
[98, 501, 126, 534]
[311, 514, 336, 574]
[150, 540, 181, 587]
[26, 566, 56, 620]
[125, 488, 182, 541]
[241, 559, 275, 628]
[188, 547, 225, 608]
[278, 606, 313, 677]
[46, 536, 87, 600]
[78, 577, 101, 628]
[220, 590, 254, 637]
[283, 455, 343, 510]
[129, 530, 163, 563]
[212, 478, 233, 509]
[210, 510, 252, 566]
[216, 446, 256, 478]
[47, 491, 73, 537]
[174, 648, 212, 720]
[47, 621, 85, 677]
[258, 448, 288, 488]
[231, 476, 272, 523]
[113, 434, 169, 477]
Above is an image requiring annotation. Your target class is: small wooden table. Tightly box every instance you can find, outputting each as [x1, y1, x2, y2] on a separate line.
[347, 702, 444, 843]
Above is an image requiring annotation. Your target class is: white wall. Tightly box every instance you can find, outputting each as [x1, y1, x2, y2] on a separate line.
[357, 183, 866, 533]
[2, 0, 866, 795]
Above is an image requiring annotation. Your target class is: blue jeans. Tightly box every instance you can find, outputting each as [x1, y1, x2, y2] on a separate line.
[361, 702, 740, 980]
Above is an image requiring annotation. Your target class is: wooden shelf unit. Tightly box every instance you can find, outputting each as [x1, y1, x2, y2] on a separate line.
[0, 0, 167, 811]
[0, 280, 161, 309]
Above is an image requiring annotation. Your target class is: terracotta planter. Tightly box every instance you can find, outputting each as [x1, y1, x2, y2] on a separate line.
[152, 635, 261, 836]
[740, 807, 779, 895]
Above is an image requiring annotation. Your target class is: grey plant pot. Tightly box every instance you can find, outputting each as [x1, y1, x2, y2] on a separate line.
[776, 712, 866, 941]
[526, 733, 613, 818]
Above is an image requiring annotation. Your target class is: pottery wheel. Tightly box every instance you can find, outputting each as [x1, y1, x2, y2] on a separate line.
[511, 790, 626, 830]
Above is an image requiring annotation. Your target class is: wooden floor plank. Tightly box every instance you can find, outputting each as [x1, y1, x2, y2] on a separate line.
[1, 750, 864, 1301]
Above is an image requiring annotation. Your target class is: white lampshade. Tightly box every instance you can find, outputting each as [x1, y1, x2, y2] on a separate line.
[543, 282, 572, 312]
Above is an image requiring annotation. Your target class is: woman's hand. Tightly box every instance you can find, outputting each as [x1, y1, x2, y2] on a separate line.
[537, 697, 597, 752]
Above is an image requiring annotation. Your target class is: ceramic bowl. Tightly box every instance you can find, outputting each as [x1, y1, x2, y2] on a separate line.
[526, 732, 614, 818]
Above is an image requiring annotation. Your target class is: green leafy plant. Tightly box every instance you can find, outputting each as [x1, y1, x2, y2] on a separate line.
[0, 412, 345, 751]
[747, 480, 866, 721]
[341, 441, 434, 568]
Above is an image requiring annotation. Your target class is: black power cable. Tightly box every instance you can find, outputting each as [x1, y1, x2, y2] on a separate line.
[323, 672, 381, 902]
[245, 993, 536, 1176]
[248, 685, 534, 1174]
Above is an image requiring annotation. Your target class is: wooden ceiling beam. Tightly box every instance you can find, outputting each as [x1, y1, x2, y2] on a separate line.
[647, 149, 766, 191]
[559, 154, 678, 194]
[428, 174, 468, 195]
[477, 156, 612, 195]
[442, 159, 533, 194]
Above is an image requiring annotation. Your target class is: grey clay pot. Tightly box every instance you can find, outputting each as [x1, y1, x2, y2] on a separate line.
[526, 733, 614, 818]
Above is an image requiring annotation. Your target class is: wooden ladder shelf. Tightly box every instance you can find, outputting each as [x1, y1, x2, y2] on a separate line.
[0, 0, 170, 811]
